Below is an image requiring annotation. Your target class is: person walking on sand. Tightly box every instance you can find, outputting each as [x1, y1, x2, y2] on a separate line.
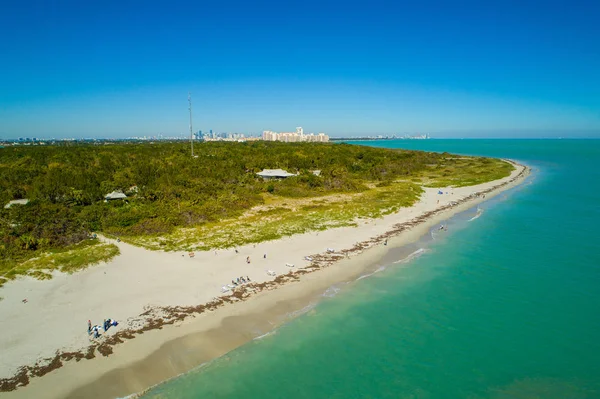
[88, 320, 92, 335]
[264, 253, 267, 259]
[246, 256, 251, 264]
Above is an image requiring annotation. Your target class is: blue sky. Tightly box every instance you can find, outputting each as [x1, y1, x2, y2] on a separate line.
[0, 0, 599, 138]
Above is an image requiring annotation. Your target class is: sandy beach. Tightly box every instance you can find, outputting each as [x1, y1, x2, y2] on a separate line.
[0, 160, 529, 399]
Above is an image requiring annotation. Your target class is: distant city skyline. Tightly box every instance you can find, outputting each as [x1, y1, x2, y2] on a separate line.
[1, 1, 599, 139]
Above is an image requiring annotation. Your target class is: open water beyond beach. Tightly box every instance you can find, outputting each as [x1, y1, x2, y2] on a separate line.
[141, 139, 600, 398]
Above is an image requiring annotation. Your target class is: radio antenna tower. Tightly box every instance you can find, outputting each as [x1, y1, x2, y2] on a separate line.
[188, 92, 194, 157]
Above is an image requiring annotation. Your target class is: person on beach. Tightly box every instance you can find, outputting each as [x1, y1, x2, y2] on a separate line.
[247, 276, 251, 282]
[235, 249, 238, 254]
[88, 320, 92, 335]
[246, 256, 251, 264]
[264, 253, 267, 259]
[384, 239, 388, 246]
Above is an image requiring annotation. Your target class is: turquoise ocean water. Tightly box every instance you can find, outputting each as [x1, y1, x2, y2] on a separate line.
[143, 140, 600, 399]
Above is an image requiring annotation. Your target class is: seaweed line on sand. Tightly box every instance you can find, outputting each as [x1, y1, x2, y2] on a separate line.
[0, 162, 528, 392]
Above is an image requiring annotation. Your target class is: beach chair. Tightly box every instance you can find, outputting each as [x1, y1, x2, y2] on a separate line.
[285, 263, 295, 267]
[221, 286, 230, 293]
[267, 270, 276, 276]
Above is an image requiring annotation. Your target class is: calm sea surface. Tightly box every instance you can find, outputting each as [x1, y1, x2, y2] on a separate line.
[143, 140, 600, 399]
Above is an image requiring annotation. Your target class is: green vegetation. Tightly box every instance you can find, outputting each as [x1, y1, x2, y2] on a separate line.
[419, 157, 515, 187]
[129, 181, 423, 251]
[0, 141, 513, 281]
[0, 241, 119, 287]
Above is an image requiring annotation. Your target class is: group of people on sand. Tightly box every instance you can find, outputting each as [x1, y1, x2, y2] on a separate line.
[222, 276, 252, 292]
[88, 318, 118, 339]
[231, 276, 251, 286]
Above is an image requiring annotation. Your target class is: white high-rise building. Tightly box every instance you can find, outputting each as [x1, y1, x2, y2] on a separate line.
[261, 128, 328, 143]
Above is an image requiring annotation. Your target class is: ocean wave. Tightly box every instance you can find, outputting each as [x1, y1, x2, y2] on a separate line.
[322, 285, 345, 298]
[286, 302, 318, 319]
[393, 248, 427, 264]
[468, 207, 484, 222]
[356, 265, 387, 281]
[254, 330, 277, 341]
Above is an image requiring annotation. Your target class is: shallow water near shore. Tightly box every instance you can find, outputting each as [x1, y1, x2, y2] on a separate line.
[143, 139, 600, 399]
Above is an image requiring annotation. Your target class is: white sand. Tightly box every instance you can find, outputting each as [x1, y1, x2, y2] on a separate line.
[0, 161, 528, 396]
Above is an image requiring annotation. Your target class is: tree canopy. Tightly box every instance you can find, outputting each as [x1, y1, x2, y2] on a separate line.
[0, 140, 509, 270]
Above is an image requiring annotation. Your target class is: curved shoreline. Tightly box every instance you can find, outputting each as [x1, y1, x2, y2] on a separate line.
[0, 161, 530, 398]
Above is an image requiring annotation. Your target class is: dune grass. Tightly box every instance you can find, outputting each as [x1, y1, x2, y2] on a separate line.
[419, 157, 514, 187]
[0, 240, 120, 287]
[126, 181, 423, 251]
[0, 155, 514, 285]
[123, 158, 514, 252]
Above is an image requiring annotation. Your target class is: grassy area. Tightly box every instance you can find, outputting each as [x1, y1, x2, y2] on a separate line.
[0, 240, 120, 287]
[0, 147, 514, 285]
[126, 181, 423, 251]
[419, 157, 514, 187]
[123, 158, 514, 252]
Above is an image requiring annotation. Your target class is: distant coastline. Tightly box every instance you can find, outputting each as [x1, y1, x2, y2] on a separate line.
[331, 136, 430, 142]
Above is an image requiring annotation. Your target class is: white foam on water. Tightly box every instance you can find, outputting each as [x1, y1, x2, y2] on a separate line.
[468, 207, 484, 222]
[254, 330, 277, 341]
[393, 248, 427, 264]
[285, 302, 318, 319]
[322, 284, 345, 298]
[356, 265, 387, 281]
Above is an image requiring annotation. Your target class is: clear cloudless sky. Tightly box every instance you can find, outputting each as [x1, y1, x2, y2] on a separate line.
[0, 0, 599, 138]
